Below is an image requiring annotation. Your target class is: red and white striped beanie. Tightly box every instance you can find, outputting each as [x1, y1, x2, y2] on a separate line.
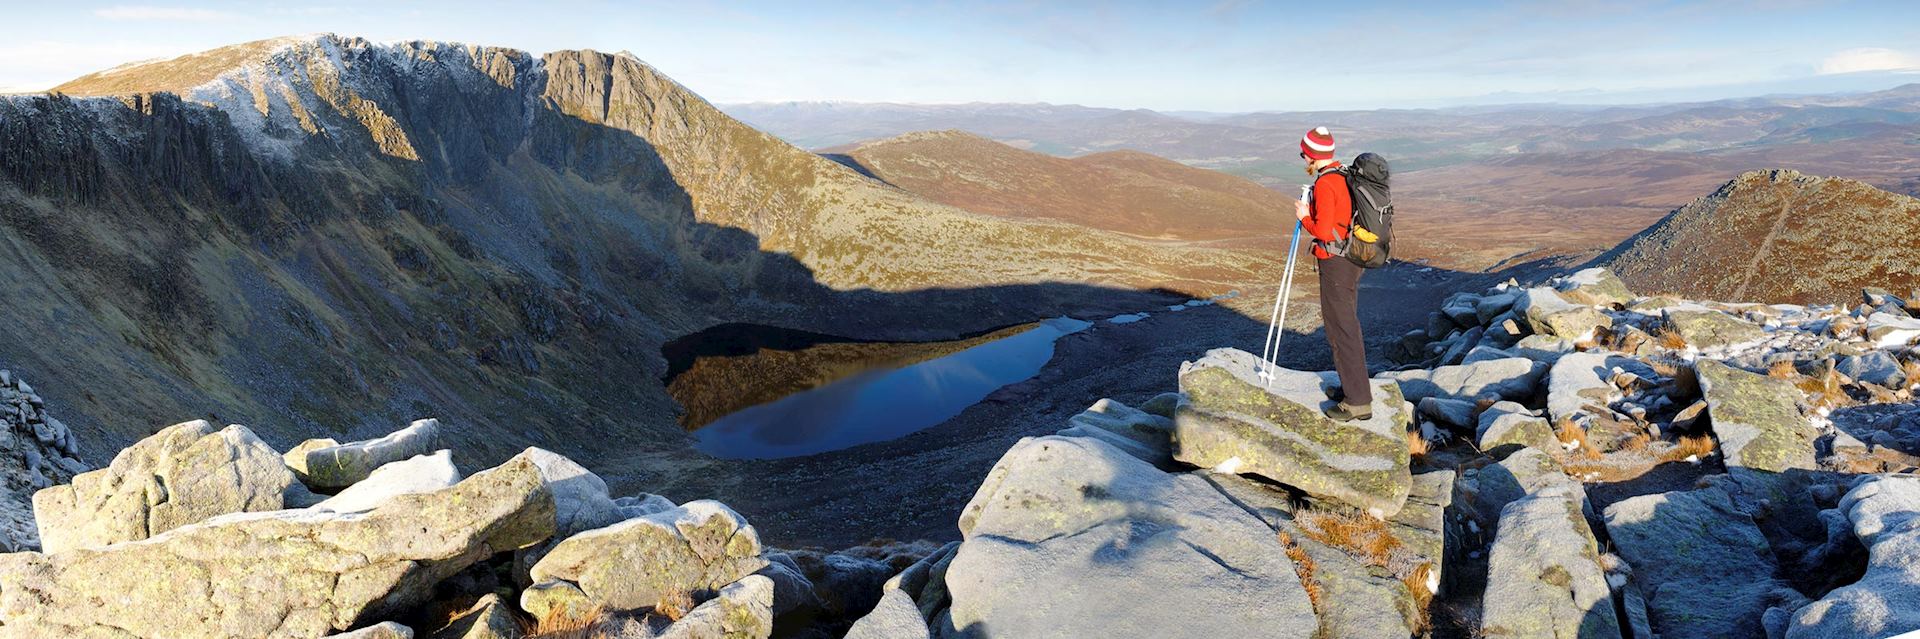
[1300, 126, 1335, 161]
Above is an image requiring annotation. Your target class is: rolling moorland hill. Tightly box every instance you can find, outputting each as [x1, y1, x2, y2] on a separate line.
[1598, 169, 1920, 305]
[0, 34, 1278, 473]
[826, 129, 1292, 242]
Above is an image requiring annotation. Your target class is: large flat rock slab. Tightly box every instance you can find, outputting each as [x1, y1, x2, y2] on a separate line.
[1603, 484, 1796, 639]
[1663, 309, 1767, 350]
[1382, 357, 1543, 404]
[1696, 360, 1818, 473]
[945, 435, 1318, 638]
[0, 451, 556, 639]
[1174, 348, 1412, 516]
[1482, 487, 1623, 639]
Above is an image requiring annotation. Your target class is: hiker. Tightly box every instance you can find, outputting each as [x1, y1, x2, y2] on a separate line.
[1294, 126, 1372, 421]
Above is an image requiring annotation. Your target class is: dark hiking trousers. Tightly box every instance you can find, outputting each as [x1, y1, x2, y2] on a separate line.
[1317, 256, 1371, 406]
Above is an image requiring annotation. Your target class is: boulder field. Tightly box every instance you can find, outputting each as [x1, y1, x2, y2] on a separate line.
[4, 267, 1919, 638]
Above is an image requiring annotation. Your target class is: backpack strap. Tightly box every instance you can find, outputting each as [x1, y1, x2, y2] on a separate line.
[1314, 168, 1354, 242]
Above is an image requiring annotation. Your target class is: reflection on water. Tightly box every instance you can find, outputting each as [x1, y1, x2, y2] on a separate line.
[693, 317, 1094, 459]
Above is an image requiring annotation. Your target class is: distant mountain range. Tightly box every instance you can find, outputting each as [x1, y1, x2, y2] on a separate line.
[731, 85, 1920, 268]
[726, 85, 1920, 179]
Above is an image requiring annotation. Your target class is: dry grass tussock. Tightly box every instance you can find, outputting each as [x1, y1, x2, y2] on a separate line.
[1294, 507, 1437, 632]
[1660, 434, 1718, 462]
[1296, 508, 1402, 569]
[1276, 532, 1324, 610]
[1555, 419, 1603, 461]
[1654, 327, 1689, 351]
[521, 589, 697, 638]
[1406, 430, 1431, 459]
[1796, 366, 1852, 411]
[1619, 432, 1652, 452]
[1401, 562, 1435, 634]
[521, 605, 611, 639]
[1769, 360, 1800, 379]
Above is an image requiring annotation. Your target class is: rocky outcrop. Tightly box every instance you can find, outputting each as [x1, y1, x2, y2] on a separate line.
[1603, 484, 1801, 639]
[0, 369, 85, 552]
[1477, 402, 1557, 452]
[429, 593, 516, 639]
[314, 450, 459, 514]
[0, 450, 556, 638]
[1175, 348, 1412, 516]
[1482, 487, 1623, 638]
[1546, 352, 1650, 427]
[1469, 447, 1588, 531]
[845, 588, 931, 639]
[1662, 308, 1767, 349]
[1554, 268, 1635, 307]
[1696, 360, 1819, 472]
[1788, 475, 1920, 638]
[1384, 357, 1543, 404]
[1055, 396, 1175, 465]
[840, 540, 956, 638]
[292, 419, 447, 489]
[946, 434, 1318, 637]
[1866, 311, 1920, 349]
[654, 574, 775, 639]
[523, 500, 767, 621]
[32, 419, 313, 553]
[1519, 287, 1612, 340]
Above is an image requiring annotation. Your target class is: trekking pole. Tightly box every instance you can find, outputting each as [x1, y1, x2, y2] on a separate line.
[1258, 222, 1301, 388]
[1259, 184, 1312, 390]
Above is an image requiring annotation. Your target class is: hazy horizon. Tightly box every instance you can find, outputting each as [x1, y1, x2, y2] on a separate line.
[3, 1, 1919, 111]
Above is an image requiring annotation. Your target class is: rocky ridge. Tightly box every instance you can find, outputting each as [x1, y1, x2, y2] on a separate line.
[0, 368, 85, 552]
[5, 266, 1920, 638]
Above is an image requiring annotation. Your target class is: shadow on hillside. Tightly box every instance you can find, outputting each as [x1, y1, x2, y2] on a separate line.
[818, 152, 892, 185]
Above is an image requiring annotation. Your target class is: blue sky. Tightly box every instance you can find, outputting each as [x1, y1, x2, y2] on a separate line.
[1, 0, 1917, 111]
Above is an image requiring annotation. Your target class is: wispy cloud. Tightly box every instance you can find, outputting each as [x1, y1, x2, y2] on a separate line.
[92, 6, 240, 22]
[1818, 48, 1920, 74]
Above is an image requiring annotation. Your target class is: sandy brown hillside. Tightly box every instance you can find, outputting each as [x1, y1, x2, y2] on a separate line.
[3, 34, 1277, 473]
[1597, 169, 1920, 304]
[834, 130, 1292, 242]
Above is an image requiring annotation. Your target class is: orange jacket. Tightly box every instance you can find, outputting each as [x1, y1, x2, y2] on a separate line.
[1303, 163, 1352, 260]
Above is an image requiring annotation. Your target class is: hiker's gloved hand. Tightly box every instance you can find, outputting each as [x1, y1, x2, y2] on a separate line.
[1294, 200, 1310, 222]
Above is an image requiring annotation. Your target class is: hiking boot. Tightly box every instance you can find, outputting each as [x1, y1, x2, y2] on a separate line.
[1326, 401, 1372, 422]
[1325, 386, 1345, 403]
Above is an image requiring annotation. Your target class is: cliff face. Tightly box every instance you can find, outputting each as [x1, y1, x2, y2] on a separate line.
[1599, 169, 1920, 305]
[0, 35, 1272, 467]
